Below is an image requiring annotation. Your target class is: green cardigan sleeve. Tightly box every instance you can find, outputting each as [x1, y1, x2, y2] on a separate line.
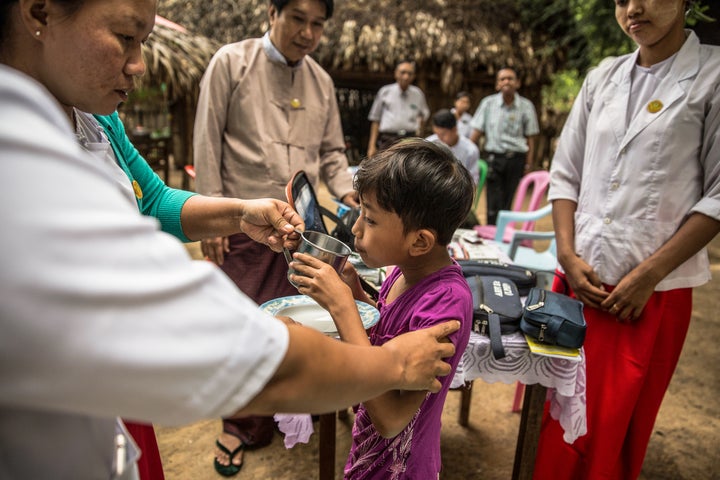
[94, 113, 196, 242]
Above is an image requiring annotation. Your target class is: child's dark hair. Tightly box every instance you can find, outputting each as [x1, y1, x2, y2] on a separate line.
[355, 139, 474, 246]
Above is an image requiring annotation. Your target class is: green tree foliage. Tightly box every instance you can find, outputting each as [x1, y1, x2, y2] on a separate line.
[539, 0, 714, 113]
[569, 0, 635, 72]
[516, 0, 589, 68]
[686, 1, 717, 26]
[542, 69, 583, 113]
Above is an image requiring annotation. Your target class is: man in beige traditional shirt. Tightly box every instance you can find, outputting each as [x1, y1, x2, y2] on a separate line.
[193, 0, 357, 475]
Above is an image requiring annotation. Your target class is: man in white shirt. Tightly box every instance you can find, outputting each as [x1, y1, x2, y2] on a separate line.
[426, 109, 480, 185]
[426, 108, 481, 226]
[470, 67, 539, 225]
[367, 59, 430, 157]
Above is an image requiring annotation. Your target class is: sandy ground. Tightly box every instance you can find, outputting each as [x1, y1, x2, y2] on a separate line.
[156, 175, 720, 479]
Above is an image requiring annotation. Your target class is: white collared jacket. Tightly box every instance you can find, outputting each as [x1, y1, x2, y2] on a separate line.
[549, 31, 720, 290]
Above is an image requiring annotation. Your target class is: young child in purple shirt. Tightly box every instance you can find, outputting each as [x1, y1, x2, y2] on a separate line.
[290, 139, 475, 479]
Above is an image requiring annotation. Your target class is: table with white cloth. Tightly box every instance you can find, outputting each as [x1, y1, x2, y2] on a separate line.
[452, 331, 586, 479]
[274, 232, 587, 480]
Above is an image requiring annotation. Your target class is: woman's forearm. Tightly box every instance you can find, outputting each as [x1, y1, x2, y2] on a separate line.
[179, 195, 243, 240]
[552, 198, 578, 266]
[234, 321, 458, 416]
[235, 326, 398, 415]
[179, 196, 302, 249]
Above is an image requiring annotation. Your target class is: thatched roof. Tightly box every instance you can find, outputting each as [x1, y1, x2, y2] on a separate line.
[139, 15, 220, 101]
[157, 0, 570, 94]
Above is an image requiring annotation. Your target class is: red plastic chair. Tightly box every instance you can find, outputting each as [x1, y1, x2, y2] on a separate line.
[474, 170, 551, 244]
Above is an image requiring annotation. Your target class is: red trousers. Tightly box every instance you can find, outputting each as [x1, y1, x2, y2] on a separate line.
[125, 422, 165, 480]
[533, 283, 692, 480]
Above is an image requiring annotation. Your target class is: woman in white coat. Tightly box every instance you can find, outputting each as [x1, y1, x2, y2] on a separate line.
[533, 1, 720, 478]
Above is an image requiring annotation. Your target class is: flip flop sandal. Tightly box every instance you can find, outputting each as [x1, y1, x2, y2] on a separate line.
[213, 439, 245, 477]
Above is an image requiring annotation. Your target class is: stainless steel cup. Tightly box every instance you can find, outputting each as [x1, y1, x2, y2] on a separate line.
[283, 230, 352, 288]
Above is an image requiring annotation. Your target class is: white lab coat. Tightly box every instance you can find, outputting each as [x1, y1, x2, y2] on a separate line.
[548, 31, 720, 289]
[0, 65, 288, 479]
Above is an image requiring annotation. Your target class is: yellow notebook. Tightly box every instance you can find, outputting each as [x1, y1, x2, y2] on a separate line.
[524, 334, 582, 362]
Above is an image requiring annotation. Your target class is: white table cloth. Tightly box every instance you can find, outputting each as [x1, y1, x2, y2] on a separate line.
[452, 331, 586, 443]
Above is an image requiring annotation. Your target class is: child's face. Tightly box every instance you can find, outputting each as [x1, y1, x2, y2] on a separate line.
[352, 192, 413, 269]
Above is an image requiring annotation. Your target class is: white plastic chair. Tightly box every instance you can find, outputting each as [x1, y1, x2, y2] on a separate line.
[492, 203, 557, 271]
[507, 232, 557, 272]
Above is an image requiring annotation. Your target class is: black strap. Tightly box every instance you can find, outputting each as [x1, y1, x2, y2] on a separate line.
[316, 204, 345, 233]
[488, 312, 506, 359]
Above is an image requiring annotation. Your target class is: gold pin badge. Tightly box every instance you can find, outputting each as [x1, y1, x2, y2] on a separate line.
[290, 98, 301, 109]
[647, 100, 663, 114]
[132, 180, 143, 199]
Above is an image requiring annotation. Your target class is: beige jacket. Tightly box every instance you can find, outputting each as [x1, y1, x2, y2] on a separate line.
[193, 36, 353, 201]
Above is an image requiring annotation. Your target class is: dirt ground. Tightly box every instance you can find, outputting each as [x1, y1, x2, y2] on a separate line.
[156, 178, 720, 479]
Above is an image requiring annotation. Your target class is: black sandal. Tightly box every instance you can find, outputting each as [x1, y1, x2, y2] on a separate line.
[213, 439, 245, 477]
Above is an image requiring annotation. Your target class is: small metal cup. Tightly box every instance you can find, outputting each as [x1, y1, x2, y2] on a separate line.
[283, 230, 352, 288]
